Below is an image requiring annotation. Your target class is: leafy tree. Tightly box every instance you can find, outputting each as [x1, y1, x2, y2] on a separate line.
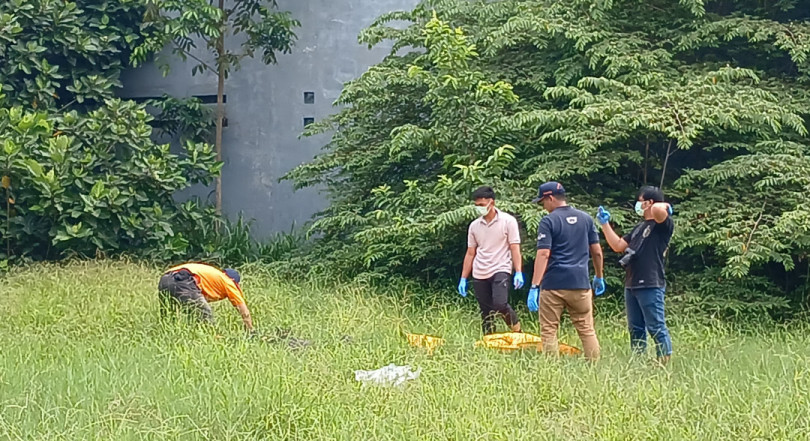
[0, 0, 223, 262]
[287, 0, 810, 314]
[147, 94, 216, 145]
[0, 98, 219, 260]
[135, 0, 300, 213]
[0, 0, 153, 110]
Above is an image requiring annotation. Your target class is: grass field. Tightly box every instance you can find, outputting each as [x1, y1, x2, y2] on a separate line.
[1, 261, 810, 440]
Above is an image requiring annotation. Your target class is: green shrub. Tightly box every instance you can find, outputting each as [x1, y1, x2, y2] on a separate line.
[668, 268, 792, 321]
[0, 99, 220, 262]
[0, 0, 228, 264]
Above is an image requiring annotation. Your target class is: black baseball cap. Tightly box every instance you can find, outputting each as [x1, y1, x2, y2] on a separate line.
[532, 181, 565, 203]
[224, 268, 241, 285]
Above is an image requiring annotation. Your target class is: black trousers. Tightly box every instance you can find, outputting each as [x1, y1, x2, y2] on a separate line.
[158, 269, 214, 323]
[473, 272, 519, 335]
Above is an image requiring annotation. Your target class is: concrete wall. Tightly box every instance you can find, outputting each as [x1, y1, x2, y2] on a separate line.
[121, 0, 419, 238]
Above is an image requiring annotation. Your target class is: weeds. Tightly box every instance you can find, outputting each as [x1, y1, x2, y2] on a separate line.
[0, 261, 809, 440]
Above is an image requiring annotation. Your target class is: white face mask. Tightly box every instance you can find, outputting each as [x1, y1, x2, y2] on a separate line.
[475, 204, 490, 216]
[634, 201, 645, 216]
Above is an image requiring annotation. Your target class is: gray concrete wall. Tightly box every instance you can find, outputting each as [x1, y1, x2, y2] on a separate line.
[121, 0, 419, 238]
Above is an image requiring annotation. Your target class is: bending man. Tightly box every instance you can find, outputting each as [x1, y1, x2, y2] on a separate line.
[158, 262, 254, 332]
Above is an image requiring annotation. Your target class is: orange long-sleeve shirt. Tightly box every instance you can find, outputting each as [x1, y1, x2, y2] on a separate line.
[167, 263, 246, 306]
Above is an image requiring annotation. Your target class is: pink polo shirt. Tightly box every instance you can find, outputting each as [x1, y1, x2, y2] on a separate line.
[467, 209, 521, 280]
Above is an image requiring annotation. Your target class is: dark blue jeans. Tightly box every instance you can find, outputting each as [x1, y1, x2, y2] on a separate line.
[625, 287, 672, 357]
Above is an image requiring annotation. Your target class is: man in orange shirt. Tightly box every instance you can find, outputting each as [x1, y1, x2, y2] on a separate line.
[158, 263, 254, 331]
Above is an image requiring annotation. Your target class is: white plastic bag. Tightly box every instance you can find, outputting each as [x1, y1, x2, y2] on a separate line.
[354, 363, 421, 387]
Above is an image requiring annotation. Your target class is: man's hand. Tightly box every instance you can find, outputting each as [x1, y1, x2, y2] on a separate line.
[527, 286, 539, 312]
[592, 276, 606, 296]
[457, 278, 468, 297]
[651, 202, 671, 223]
[513, 272, 524, 290]
[236, 303, 254, 332]
[596, 206, 611, 225]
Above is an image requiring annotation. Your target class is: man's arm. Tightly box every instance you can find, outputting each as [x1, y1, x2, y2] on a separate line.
[651, 202, 671, 224]
[600, 222, 628, 253]
[506, 217, 523, 273]
[589, 243, 604, 278]
[531, 249, 551, 286]
[235, 303, 254, 331]
[509, 244, 523, 273]
[461, 246, 476, 279]
[532, 217, 553, 286]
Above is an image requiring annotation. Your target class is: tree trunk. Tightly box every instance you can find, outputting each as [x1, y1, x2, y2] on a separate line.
[660, 139, 673, 189]
[643, 138, 649, 185]
[215, 0, 225, 216]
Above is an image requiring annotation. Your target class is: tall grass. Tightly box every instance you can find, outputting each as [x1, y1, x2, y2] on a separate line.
[1, 261, 809, 440]
[179, 214, 308, 267]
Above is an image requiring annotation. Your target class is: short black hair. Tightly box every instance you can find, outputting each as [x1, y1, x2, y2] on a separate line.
[637, 185, 665, 202]
[471, 186, 496, 200]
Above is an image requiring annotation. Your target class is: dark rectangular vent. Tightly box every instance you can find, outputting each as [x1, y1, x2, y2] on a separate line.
[128, 94, 226, 104]
[193, 94, 226, 104]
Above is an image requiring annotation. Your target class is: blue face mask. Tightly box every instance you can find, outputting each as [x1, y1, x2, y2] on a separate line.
[634, 201, 645, 216]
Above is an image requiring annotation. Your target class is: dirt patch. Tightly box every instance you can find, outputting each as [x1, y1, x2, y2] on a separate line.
[256, 327, 312, 351]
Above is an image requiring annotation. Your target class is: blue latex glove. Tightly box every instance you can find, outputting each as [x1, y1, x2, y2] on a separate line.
[527, 286, 539, 312]
[667, 204, 673, 216]
[457, 278, 468, 297]
[596, 206, 611, 225]
[592, 276, 606, 296]
[513, 272, 524, 289]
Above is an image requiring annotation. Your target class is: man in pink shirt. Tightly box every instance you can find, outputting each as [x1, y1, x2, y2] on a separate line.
[458, 186, 524, 334]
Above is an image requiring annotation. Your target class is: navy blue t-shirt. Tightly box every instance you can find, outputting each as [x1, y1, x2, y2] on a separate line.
[536, 206, 599, 290]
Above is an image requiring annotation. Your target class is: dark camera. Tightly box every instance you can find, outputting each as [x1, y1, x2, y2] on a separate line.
[619, 248, 636, 268]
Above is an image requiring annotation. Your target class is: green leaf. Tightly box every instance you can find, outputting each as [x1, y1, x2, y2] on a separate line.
[4, 140, 18, 155]
[91, 180, 105, 199]
[25, 159, 44, 177]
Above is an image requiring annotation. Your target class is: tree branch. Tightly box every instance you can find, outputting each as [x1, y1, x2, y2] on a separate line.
[643, 137, 649, 185]
[783, 25, 796, 41]
[671, 104, 687, 140]
[57, 99, 78, 113]
[744, 201, 768, 253]
[172, 42, 216, 74]
[660, 139, 673, 189]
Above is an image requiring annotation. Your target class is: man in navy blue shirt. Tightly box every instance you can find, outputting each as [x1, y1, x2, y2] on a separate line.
[527, 182, 605, 360]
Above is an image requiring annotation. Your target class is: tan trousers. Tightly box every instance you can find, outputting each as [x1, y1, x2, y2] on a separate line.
[539, 289, 600, 360]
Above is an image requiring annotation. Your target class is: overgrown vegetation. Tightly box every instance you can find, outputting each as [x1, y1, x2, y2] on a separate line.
[1, 261, 809, 439]
[0, 0, 297, 265]
[0, 100, 220, 260]
[286, 0, 810, 317]
[3, 0, 810, 319]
